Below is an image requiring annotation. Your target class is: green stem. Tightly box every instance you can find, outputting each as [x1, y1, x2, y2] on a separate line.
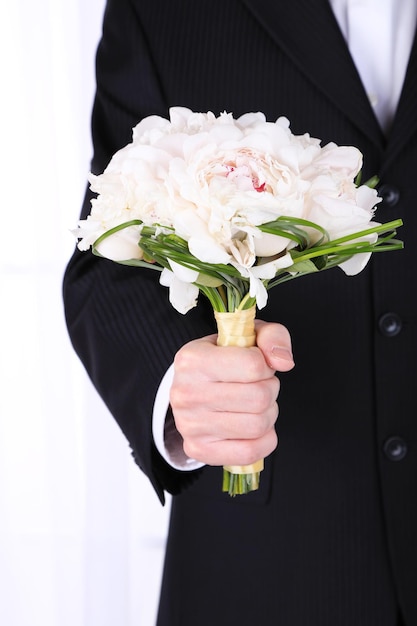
[222, 469, 261, 496]
[237, 292, 257, 311]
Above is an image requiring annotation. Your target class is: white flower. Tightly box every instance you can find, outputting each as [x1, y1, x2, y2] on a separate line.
[160, 266, 199, 314]
[94, 228, 144, 261]
[74, 107, 386, 312]
[339, 252, 373, 276]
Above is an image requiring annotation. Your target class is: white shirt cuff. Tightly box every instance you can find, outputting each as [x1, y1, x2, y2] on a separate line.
[152, 364, 205, 472]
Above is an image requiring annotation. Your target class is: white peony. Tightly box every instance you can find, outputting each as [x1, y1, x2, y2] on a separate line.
[74, 107, 384, 311]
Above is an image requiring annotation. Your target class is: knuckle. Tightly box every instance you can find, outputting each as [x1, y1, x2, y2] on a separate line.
[170, 379, 200, 410]
[183, 438, 203, 461]
[173, 347, 194, 372]
[241, 431, 278, 465]
[249, 380, 278, 412]
[263, 430, 279, 456]
[172, 409, 199, 440]
[245, 349, 268, 379]
[245, 416, 268, 440]
[238, 443, 265, 467]
[169, 384, 185, 409]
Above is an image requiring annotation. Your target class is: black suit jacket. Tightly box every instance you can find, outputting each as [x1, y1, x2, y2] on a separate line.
[63, 1, 417, 624]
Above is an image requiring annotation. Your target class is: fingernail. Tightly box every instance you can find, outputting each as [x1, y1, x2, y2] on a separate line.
[271, 345, 294, 362]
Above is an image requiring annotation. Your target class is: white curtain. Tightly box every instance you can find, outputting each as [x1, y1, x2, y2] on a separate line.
[0, 2, 170, 624]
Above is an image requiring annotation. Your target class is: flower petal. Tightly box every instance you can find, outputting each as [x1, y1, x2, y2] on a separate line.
[168, 259, 199, 283]
[253, 232, 291, 257]
[338, 252, 372, 275]
[248, 272, 268, 309]
[160, 268, 199, 314]
[94, 230, 143, 261]
[251, 252, 294, 279]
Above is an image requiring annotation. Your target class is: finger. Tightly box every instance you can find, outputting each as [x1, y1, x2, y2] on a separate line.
[171, 373, 279, 412]
[175, 395, 279, 439]
[173, 337, 277, 383]
[255, 320, 295, 372]
[183, 428, 279, 467]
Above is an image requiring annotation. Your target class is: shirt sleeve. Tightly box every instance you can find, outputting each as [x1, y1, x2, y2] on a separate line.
[152, 364, 205, 471]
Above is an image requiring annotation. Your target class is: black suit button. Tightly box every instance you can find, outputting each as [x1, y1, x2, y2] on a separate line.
[378, 184, 400, 207]
[383, 437, 408, 461]
[378, 312, 402, 337]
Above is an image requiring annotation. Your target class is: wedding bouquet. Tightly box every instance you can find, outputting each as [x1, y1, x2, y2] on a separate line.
[75, 107, 402, 496]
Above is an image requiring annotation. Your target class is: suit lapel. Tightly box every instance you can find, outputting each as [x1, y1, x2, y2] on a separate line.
[241, 0, 384, 149]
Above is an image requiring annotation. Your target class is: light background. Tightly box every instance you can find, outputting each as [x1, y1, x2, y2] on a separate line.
[0, 2, 170, 624]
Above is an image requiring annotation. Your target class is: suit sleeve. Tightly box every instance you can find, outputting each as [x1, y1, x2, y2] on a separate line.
[63, 0, 214, 503]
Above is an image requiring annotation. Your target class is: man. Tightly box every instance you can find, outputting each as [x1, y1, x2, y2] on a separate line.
[63, 1, 417, 624]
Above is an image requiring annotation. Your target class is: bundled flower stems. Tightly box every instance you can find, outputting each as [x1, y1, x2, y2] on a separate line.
[75, 108, 403, 495]
[214, 305, 262, 495]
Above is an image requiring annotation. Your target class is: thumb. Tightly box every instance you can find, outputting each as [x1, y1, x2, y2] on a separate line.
[255, 320, 295, 372]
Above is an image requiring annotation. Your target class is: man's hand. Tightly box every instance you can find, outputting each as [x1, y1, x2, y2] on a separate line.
[170, 321, 294, 467]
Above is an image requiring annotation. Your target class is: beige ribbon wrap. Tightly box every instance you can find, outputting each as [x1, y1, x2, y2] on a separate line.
[214, 306, 264, 477]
